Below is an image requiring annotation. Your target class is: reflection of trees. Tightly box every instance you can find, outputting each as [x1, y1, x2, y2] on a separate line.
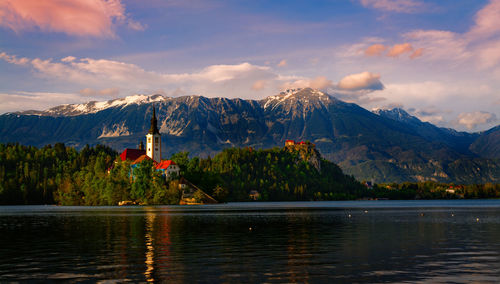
[6, 207, 500, 282]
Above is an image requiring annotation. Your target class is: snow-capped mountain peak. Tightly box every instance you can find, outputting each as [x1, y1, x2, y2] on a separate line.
[262, 88, 332, 109]
[20, 94, 167, 116]
[373, 107, 422, 124]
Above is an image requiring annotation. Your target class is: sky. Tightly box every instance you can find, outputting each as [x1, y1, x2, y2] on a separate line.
[1, 0, 500, 132]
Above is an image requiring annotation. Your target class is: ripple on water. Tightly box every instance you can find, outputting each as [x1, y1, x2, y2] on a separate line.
[2, 202, 500, 282]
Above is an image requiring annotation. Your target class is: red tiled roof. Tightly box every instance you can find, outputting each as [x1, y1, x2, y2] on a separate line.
[120, 148, 146, 161]
[286, 139, 295, 142]
[156, 160, 177, 170]
[132, 154, 157, 165]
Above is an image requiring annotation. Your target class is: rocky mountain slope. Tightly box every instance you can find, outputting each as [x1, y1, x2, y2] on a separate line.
[1, 88, 498, 183]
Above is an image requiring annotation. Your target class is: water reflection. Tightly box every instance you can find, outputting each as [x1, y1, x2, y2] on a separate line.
[1, 202, 500, 282]
[144, 209, 156, 282]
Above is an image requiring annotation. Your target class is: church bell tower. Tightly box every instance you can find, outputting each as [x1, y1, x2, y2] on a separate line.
[146, 105, 161, 163]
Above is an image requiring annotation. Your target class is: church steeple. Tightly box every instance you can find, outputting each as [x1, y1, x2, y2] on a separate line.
[146, 104, 161, 162]
[148, 104, 160, 134]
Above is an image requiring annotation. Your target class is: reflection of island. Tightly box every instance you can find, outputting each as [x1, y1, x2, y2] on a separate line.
[4, 206, 500, 282]
[144, 210, 156, 282]
[141, 208, 188, 283]
[101, 207, 498, 283]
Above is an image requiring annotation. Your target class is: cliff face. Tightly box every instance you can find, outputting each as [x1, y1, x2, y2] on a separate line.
[284, 142, 322, 173]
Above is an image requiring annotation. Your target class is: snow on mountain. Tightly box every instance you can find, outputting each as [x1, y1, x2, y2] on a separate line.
[373, 108, 422, 125]
[262, 88, 333, 110]
[20, 94, 167, 117]
[98, 122, 131, 138]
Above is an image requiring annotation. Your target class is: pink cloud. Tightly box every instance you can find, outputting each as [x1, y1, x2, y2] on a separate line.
[0, 0, 141, 37]
[277, 59, 287, 67]
[410, 48, 424, 59]
[309, 76, 333, 90]
[359, 0, 425, 13]
[365, 44, 387, 56]
[405, 30, 470, 61]
[281, 76, 333, 91]
[387, 43, 413, 57]
[337, 72, 384, 91]
[252, 80, 266, 91]
[0, 52, 29, 65]
[467, 0, 500, 40]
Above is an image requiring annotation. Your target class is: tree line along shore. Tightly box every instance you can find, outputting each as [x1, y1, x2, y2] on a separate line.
[0, 143, 499, 205]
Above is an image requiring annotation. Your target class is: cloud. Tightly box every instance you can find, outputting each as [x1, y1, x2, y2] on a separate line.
[251, 80, 266, 91]
[0, 91, 85, 114]
[404, 30, 471, 61]
[0, 51, 285, 101]
[79, 87, 119, 98]
[61, 56, 76, 63]
[277, 59, 287, 67]
[281, 76, 333, 91]
[364, 43, 423, 59]
[407, 106, 451, 124]
[337, 72, 384, 91]
[476, 39, 500, 69]
[379, 103, 405, 110]
[329, 72, 386, 105]
[410, 47, 424, 59]
[310, 76, 334, 90]
[456, 111, 497, 129]
[127, 19, 146, 31]
[0, 0, 142, 37]
[359, 0, 425, 13]
[466, 0, 500, 40]
[0, 52, 29, 65]
[387, 43, 413, 57]
[401, 1, 500, 66]
[365, 44, 387, 56]
[353, 1, 500, 67]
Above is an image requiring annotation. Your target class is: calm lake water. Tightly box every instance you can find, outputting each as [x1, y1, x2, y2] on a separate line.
[2, 200, 500, 283]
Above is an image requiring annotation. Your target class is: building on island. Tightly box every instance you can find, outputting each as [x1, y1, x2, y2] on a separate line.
[119, 105, 179, 180]
[117, 104, 216, 204]
[156, 160, 180, 180]
[284, 140, 314, 147]
[249, 190, 261, 200]
[120, 147, 146, 161]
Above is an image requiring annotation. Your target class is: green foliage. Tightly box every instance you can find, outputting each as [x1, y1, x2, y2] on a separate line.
[2, 143, 498, 205]
[179, 146, 367, 201]
[0, 143, 180, 205]
[371, 181, 500, 200]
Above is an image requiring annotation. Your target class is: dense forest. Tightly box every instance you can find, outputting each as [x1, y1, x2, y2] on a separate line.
[1, 143, 499, 205]
[171, 145, 366, 202]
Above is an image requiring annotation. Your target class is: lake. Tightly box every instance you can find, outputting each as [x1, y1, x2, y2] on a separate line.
[1, 200, 500, 283]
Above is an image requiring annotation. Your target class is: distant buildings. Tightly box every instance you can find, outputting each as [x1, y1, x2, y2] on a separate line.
[284, 140, 314, 146]
[249, 190, 261, 200]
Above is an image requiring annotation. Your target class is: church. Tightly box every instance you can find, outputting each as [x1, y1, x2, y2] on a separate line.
[119, 105, 180, 180]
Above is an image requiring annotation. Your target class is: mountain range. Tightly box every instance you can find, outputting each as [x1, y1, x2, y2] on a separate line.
[1, 88, 498, 183]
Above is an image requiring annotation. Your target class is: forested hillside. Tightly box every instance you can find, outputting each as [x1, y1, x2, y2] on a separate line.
[2, 143, 499, 205]
[0, 143, 366, 204]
